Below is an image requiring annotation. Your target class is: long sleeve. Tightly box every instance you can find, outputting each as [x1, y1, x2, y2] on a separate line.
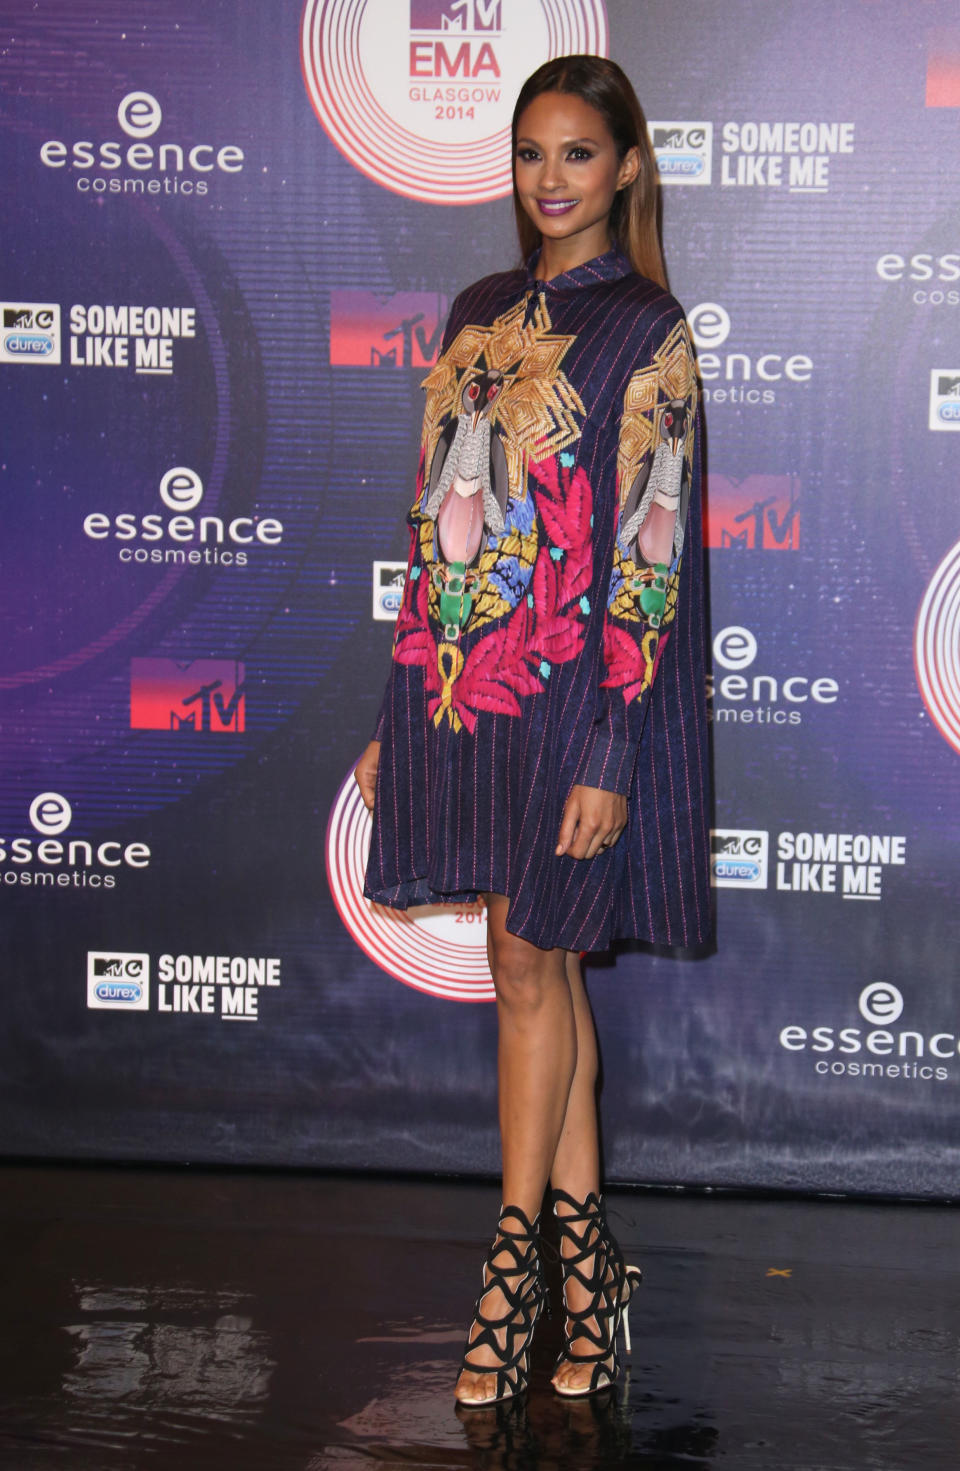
[575, 315, 699, 794]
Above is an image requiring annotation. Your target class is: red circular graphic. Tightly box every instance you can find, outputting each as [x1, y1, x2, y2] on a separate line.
[325, 767, 495, 1001]
[300, 0, 608, 205]
[915, 537, 960, 757]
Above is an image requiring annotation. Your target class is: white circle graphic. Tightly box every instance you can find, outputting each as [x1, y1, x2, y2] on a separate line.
[300, 0, 609, 205]
[159, 466, 204, 512]
[688, 302, 731, 349]
[325, 768, 495, 1001]
[915, 538, 960, 756]
[858, 982, 904, 1026]
[713, 625, 757, 671]
[117, 91, 163, 139]
[29, 791, 72, 835]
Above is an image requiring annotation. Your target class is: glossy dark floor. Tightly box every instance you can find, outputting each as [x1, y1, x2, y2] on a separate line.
[1, 1166, 958, 1469]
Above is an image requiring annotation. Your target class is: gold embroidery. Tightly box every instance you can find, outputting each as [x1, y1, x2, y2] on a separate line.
[434, 642, 465, 731]
[415, 294, 579, 632]
[617, 320, 697, 515]
[419, 296, 584, 509]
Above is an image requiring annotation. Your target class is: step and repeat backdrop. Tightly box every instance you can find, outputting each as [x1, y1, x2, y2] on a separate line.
[2, 0, 959, 1196]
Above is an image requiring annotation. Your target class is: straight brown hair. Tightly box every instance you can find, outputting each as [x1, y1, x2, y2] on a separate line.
[511, 55, 668, 291]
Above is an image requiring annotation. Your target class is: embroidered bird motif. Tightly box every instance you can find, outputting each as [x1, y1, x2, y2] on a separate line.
[422, 369, 509, 566]
[620, 398, 690, 567]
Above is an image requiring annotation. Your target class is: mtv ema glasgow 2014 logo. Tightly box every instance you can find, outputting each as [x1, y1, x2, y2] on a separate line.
[300, 0, 608, 204]
[915, 537, 960, 757]
[326, 768, 495, 1000]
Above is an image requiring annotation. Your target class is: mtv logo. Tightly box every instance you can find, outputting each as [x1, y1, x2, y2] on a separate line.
[373, 561, 407, 621]
[92, 954, 146, 979]
[929, 369, 960, 431]
[706, 474, 801, 550]
[130, 658, 245, 732]
[410, 0, 501, 32]
[653, 127, 685, 149]
[927, 40, 960, 106]
[329, 291, 448, 369]
[710, 828, 769, 888]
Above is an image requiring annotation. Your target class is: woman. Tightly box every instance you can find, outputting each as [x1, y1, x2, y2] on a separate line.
[355, 55, 712, 1406]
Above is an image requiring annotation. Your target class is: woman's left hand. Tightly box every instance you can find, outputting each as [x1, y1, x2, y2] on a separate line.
[555, 784, 627, 860]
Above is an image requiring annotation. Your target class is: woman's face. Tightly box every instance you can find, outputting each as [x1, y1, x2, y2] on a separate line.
[514, 91, 638, 267]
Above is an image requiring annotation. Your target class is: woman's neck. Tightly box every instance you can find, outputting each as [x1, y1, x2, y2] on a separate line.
[535, 231, 613, 282]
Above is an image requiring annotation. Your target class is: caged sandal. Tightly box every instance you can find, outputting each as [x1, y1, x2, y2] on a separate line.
[455, 1204, 550, 1407]
[549, 1188, 642, 1398]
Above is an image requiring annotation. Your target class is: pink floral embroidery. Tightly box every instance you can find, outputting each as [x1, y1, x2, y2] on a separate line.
[391, 454, 594, 732]
[600, 620, 669, 704]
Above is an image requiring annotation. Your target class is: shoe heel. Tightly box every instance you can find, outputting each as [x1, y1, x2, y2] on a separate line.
[621, 1264, 642, 1358]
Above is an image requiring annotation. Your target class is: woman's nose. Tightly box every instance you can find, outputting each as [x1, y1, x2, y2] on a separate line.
[537, 154, 566, 190]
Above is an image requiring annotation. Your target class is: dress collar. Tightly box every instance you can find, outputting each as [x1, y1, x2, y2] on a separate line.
[523, 245, 634, 291]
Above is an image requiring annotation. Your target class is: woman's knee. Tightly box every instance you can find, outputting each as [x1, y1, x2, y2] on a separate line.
[490, 941, 565, 1013]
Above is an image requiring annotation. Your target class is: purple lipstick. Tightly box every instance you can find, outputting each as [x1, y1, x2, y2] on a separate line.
[538, 198, 579, 216]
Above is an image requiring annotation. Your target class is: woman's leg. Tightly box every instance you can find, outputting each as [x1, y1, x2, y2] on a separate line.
[549, 950, 601, 1200]
[547, 951, 611, 1395]
[455, 892, 577, 1404]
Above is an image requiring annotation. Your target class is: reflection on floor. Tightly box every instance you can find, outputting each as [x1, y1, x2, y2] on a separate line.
[0, 1166, 958, 1469]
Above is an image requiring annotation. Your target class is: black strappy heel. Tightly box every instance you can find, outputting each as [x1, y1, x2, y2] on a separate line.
[455, 1204, 549, 1407]
[549, 1188, 642, 1398]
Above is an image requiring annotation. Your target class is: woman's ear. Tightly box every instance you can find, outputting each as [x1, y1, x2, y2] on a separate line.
[617, 146, 641, 189]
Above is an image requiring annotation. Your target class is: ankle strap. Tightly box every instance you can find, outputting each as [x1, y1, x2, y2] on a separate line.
[551, 1188, 603, 1220]
[496, 1203, 541, 1238]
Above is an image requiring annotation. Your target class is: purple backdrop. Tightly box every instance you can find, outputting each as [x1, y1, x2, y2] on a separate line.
[1, 0, 959, 1197]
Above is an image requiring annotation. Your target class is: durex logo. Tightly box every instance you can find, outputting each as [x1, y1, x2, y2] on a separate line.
[87, 952, 150, 1010]
[95, 980, 144, 1004]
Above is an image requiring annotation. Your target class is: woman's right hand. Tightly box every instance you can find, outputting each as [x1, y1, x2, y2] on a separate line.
[354, 740, 381, 813]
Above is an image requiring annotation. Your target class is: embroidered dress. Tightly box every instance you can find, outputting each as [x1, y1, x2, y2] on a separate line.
[365, 247, 712, 952]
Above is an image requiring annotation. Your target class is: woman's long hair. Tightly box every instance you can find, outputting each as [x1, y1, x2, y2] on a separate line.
[511, 55, 667, 290]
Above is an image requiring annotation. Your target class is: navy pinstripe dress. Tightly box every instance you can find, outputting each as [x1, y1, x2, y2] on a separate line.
[365, 247, 712, 953]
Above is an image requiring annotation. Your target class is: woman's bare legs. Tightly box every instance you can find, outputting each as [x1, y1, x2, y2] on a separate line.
[454, 903, 611, 1403]
[549, 950, 612, 1395]
[454, 892, 577, 1405]
[550, 950, 601, 1199]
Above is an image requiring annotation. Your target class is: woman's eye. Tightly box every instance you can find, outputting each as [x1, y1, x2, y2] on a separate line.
[516, 148, 539, 163]
[568, 148, 593, 161]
